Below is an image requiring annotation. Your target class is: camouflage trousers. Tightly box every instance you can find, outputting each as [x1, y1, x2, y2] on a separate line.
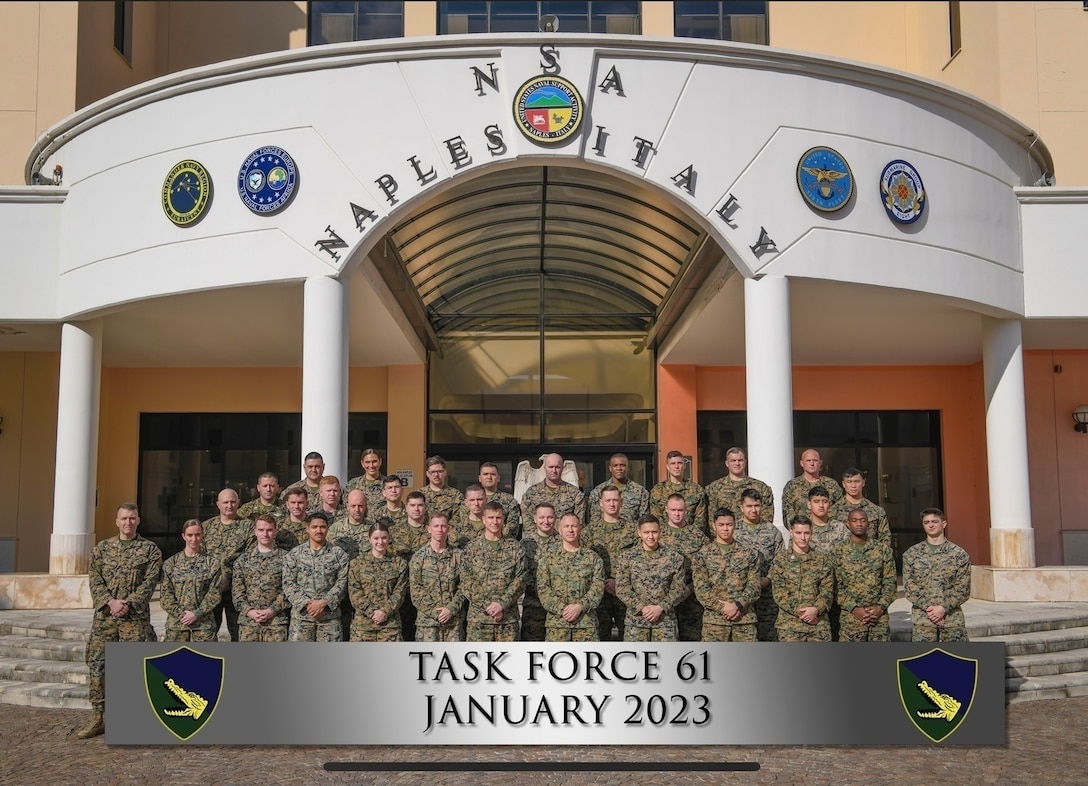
[86, 616, 156, 711]
[596, 593, 626, 642]
[239, 622, 289, 642]
[213, 592, 240, 642]
[837, 610, 890, 642]
[676, 596, 703, 642]
[545, 626, 597, 642]
[520, 601, 546, 642]
[624, 621, 678, 642]
[777, 621, 831, 642]
[755, 588, 779, 642]
[911, 621, 968, 642]
[349, 620, 403, 642]
[289, 613, 343, 642]
[701, 622, 757, 642]
[466, 619, 520, 642]
[415, 623, 465, 642]
[164, 628, 217, 642]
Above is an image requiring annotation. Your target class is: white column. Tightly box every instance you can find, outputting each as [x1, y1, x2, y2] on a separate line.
[982, 317, 1035, 568]
[50, 320, 102, 574]
[743, 276, 794, 531]
[302, 276, 348, 482]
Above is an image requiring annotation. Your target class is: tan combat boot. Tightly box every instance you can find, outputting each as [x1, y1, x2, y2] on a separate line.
[76, 711, 104, 739]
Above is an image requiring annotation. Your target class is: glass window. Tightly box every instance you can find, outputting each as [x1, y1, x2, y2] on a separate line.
[439, 1, 639, 35]
[309, 1, 404, 45]
[114, 1, 134, 63]
[675, 1, 768, 45]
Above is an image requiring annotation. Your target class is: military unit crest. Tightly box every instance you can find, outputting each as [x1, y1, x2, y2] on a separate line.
[896, 648, 977, 743]
[144, 646, 225, 740]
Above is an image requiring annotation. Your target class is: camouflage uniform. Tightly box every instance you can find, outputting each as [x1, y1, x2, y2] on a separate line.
[345, 475, 385, 513]
[902, 539, 971, 642]
[237, 499, 286, 524]
[201, 515, 251, 641]
[587, 480, 650, 526]
[831, 538, 897, 642]
[782, 475, 843, 524]
[583, 517, 638, 641]
[809, 520, 850, 553]
[734, 521, 784, 641]
[347, 551, 408, 642]
[487, 490, 523, 540]
[372, 504, 408, 530]
[232, 548, 291, 642]
[419, 485, 464, 519]
[692, 540, 761, 641]
[771, 548, 835, 642]
[86, 536, 162, 712]
[659, 524, 709, 641]
[326, 518, 371, 632]
[537, 546, 605, 642]
[519, 527, 560, 641]
[409, 544, 466, 642]
[281, 480, 321, 511]
[160, 551, 221, 641]
[282, 542, 350, 642]
[830, 497, 891, 545]
[450, 511, 512, 547]
[461, 537, 528, 642]
[649, 480, 708, 533]
[704, 476, 775, 525]
[279, 519, 310, 547]
[616, 545, 686, 642]
[520, 480, 586, 524]
[389, 520, 430, 641]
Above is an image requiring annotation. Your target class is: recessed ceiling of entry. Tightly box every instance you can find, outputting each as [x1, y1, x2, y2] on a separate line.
[374, 166, 717, 345]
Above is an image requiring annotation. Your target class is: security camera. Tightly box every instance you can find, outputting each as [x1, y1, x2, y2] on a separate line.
[539, 15, 559, 33]
[1033, 172, 1055, 187]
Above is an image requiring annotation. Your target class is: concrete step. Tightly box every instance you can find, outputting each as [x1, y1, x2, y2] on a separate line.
[979, 625, 1088, 657]
[0, 617, 90, 642]
[0, 656, 87, 685]
[1006, 671, 1088, 704]
[1006, 646, 1088, 679]
[0, 634, 84, 662]
[0, 679, 90, 710]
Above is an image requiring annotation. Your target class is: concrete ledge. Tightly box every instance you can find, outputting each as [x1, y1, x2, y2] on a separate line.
[972, 566, 1088, 602]
[0, 574, 91, 610]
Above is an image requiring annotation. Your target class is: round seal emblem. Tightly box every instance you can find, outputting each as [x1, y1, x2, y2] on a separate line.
[237, 146, 298, 214]
[880, 159, 926, 224]
[162, 160, 212, 227]
[796, 147, 854, 212]
[513, 75, 583, 144]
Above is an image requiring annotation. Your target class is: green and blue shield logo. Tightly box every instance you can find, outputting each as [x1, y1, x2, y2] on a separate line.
[897, 648, 977, 743]
[144, 646, 224, 740]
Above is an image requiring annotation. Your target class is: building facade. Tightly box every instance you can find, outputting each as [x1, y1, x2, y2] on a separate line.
[1, 2, 1087, 606]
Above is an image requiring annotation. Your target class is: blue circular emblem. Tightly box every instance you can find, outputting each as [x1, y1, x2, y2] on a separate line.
[513, 76, 584, 144]
[880, 159, 926, 224]
[237, 147, 298, 214]
[162, 160, 212, 227]
[797, 147, 854, 212]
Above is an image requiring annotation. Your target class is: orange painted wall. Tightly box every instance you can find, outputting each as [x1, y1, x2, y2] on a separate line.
[657, 365, 698, 481]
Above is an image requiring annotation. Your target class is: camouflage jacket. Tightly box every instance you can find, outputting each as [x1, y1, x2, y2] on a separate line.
[347, 551, 409, 634]
[390, 520, 430, 562]
[232, 548, 291, 623]
[460, 537, 528, 623]
[616, 545, 686, 629]
[419, 485, 465, 519]
[520, 527, 561, 605]
[659, 524, 710, 587]
[280, 480, 321, 511]
[160, 551, 222, 631]
[345, 475, 385, 513]
[832, 538, 897, 612]
[520, 481, 586, 524]
[649, 480, 708, 533]
[409, 545, 465, 628]
[587, 480, 650, 525]
[200, 516, 251, 582]
[89, 536, 162, 621]
[692, 540, 761, 625]
[902, 539, 971, 627]
[279, 519, 310, 547]
[327, 519, 371, 562]
[810, 520, 850, 553]
[782, 475, 844, 524]
[537, 547, 605, 630]
[704, 475, 775, 525]
[734, 521, 785, 578]
[237, 499, 286, 524]
[583, 517, 638, 579]
[282, 543, 349, 614]
[487, 490, 523, 539]
[829, 497, 890, 545]
[771, 548, 835, 635]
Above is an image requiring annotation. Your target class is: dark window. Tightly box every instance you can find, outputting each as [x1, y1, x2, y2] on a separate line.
[949, 1, 962, 57]
[137, 412, 387, 557]
[675, 1, 768, 44]
[114, 1, 133, 63]
[309, 1, 405, 45]
[439, 1, 640, 35]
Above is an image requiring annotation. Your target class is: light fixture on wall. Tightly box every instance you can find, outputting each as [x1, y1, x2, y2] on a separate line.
[1074, 405, 1088, 433]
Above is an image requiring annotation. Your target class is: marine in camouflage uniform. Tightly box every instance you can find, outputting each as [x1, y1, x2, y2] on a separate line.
[782, 475, 844, 524]
[692, 521, 761, 642]
[237, 498, 286, 525]
[449, 513, 487, 549]
[588, 478, 649, 525]
[345, 475, 385, 514]
[584, 488, 639, 641]
[830, 496, 890, 545]
[809, 519, 850, 552]
[201, 494, 252, 642]
[233, 546, 291, 642]
[281, 480, 322, 511]
[659, 495, 710, 642]
[705, 476, 775, 526]
[327, 490, 373, 632]
[734, 491, 785, 641]
[461, 506, 529, 642]
[160, 549, 222, 641]
[537, 523, 605, 642]
[616, 521, 686, 642]
[832, 528, 897, 642]
[520, 480, 586, 524]
[409, 524, 466, 642]
[280, 451, 327, 510]
[282, 518, 350, 642]
[347, 550, 409, 642]
[81, 504, 162, 738]
[903, 510, 971, 642]
[519, 519, 560, 641]
[649, 480, 708, 534]
[770, 522, 835, 642]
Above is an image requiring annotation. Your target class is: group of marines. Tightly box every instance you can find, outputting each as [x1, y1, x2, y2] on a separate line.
[76, 446, 970, 739]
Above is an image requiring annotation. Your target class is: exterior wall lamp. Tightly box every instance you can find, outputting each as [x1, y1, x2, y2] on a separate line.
[1074, 405, 1088, 433]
